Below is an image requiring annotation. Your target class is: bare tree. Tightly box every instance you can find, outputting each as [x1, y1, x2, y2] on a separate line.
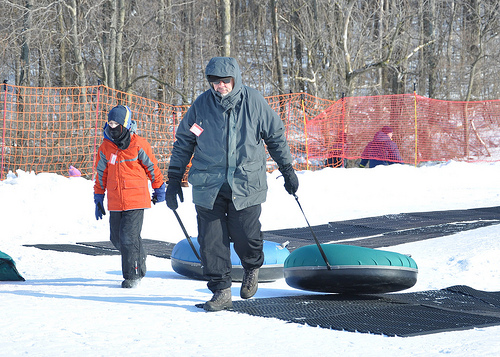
[221, 0, 231, 56]
[57, 2, 68, 86]
[1, 0, 500, 103]
[270, 0, 285, 94]
[62, 0, 86, 87]
[422, 0, 437, 97]
[18, 0, 32, 86]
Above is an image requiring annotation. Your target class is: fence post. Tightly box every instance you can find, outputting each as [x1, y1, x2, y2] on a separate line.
[1, 80, 8, 180]
[301, 94, 309, 170]
[92, 81, 102, 180]
[341, 92, 345, 167]
[413, 83, 418, 167]
[286, 91, 292, 139]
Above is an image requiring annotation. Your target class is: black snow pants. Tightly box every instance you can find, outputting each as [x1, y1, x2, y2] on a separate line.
[109, 209, 146, 280]
[195, 183, 264, 293]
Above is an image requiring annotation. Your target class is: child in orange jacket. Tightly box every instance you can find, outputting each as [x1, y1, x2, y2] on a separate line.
[94, 105, 165, 288]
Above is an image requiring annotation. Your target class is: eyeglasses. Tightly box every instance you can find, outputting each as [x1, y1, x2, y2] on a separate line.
[210, 77, 232, 85]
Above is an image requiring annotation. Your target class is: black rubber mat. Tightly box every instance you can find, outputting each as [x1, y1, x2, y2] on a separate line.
[232, 285, 500, 337]
[78, 239, 175, 259]
[264, 206, 500, 250]
[23, 243, 121, 256]
[24, 239, 175, 259]
[25, 206, 500, 256]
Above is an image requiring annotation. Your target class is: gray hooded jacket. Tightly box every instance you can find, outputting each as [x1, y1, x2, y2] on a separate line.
[168, 57, 293, 210]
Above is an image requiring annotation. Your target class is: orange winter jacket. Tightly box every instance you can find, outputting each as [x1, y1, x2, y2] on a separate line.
[94, 134, 165, 211]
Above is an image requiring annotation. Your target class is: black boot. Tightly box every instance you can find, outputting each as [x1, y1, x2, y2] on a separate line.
[121, 279, 141, 288]
[240, 268, 259, 299]
[203, 288, 233, 312]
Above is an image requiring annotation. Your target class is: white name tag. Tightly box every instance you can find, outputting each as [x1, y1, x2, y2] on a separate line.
[110, 153, 117, 164]
[190, 123, 204, 137]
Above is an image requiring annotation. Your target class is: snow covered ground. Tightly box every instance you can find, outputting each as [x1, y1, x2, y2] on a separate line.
[1, 161, 500, 356]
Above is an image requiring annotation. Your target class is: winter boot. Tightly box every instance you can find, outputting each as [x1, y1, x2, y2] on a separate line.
[203, 288, 233, 312]
[240, 268, 259, 299]
[121, 278, 141, 288]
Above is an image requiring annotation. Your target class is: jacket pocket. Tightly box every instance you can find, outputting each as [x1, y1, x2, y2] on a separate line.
[122, 179, 148, 208]
[238, 161, 265, 192]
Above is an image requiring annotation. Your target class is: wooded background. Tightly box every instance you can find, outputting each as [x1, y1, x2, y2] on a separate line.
[1, 0, 500, 105]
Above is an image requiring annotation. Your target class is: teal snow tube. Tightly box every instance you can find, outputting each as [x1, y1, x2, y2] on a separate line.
[284, 244, 418, 294]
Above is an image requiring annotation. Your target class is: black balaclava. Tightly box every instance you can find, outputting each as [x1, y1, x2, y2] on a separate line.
[109, 124, 131, 150]
[109, 124, 123, 140]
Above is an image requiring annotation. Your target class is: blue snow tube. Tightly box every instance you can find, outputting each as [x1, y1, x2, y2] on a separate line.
[171, 237, 290, 282]
[284, 244, 418, 294]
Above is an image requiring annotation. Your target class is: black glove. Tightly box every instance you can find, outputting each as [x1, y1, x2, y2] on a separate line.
[165, 172, 184, 210]
[279, 164, 299, 195]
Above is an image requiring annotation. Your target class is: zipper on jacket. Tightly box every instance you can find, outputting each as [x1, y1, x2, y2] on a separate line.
[113, 149, 124, 208]
[225, 109, 231, 181]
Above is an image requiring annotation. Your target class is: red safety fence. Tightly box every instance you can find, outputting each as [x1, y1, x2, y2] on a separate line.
[307, 94, 500, 167]
[1, 84, 500, 180]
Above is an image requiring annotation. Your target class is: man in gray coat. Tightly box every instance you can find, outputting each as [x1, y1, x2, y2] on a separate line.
[166, 57, 299, 311]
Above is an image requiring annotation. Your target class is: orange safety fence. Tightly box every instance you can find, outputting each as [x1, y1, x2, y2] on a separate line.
[1, 84, 500, 181]
[0, 84, 187, 180]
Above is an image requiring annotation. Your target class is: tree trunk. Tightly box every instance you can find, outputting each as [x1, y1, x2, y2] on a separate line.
[57, 2, 67, 86]
[423, 0, 436, 97]
[108, 0, 118, 89]
[270, 0, 284, 94]
[183, 1, 194, 104]
[115, 0, 126, 91]
[18, 0, 32, 86]
[292, 4, 304, 93]
[65, 0, 86, 87]
[221, 0, 231, 56]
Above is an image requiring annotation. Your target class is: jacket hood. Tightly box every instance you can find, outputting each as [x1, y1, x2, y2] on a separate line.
[373, 130, 391, 141]
[205, 57, 242, 107]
